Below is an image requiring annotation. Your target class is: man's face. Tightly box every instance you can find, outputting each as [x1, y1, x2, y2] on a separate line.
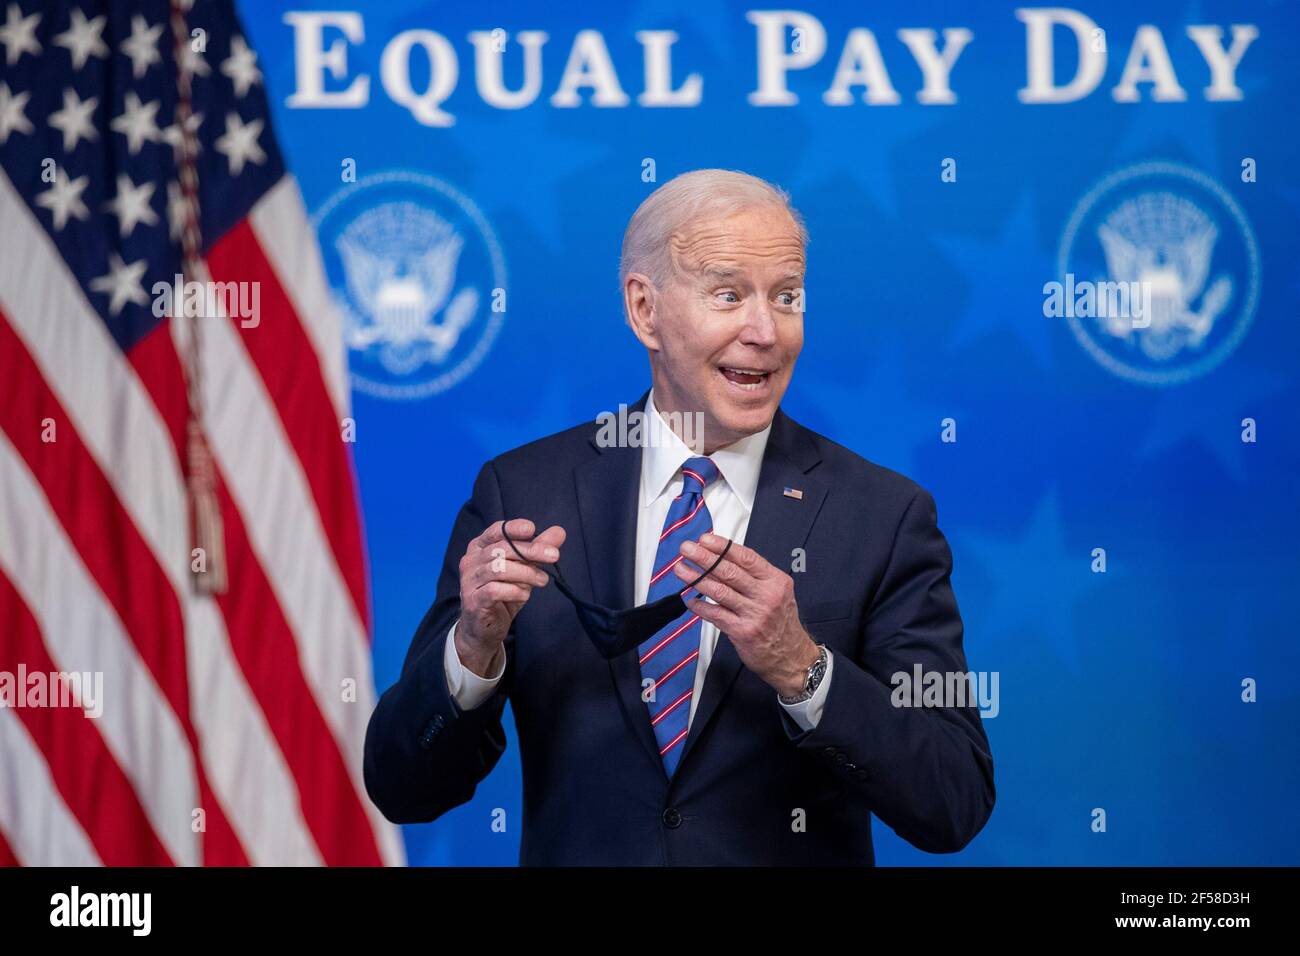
[630, 204, 806, 451]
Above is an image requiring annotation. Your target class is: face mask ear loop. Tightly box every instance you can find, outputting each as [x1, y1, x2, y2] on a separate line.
[500, 523, 568, 587]
[502, 524, 731, 598]
[679, 537, 733, 593]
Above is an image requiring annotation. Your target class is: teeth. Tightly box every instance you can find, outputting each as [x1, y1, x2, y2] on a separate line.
[719, 366, 769, 390]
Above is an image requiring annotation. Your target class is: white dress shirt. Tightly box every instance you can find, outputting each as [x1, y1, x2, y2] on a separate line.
[444, 388, 834, 733]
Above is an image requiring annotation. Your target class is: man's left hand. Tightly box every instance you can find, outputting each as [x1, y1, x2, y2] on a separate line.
[673, 533, 820, 699]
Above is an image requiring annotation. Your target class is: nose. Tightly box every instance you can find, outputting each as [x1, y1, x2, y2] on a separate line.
[739, 300, 778, 348]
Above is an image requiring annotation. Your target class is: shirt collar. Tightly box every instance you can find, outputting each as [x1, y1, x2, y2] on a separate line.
[641, 386, 772, 512]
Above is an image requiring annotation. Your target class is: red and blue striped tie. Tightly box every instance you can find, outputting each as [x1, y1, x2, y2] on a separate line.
[640, 456, 720, 777]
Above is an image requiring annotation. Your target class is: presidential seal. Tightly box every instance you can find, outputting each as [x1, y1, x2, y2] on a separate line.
[1057, 162, 1259, 386]
[313, 171, 508, 400]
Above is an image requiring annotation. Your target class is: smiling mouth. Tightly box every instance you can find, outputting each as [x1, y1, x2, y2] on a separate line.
[718, 365, 774, 389]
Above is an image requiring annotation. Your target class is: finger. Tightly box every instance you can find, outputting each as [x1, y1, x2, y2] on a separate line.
[679, 538, 761, 597]
[690, 533, 769, 579]
[495, 525, 564, 566]
[672, 558, 748, 611]
[473, 581, 535, 605]
[477, 518, 536, 549]
[477, 519, 561, 564]
[685, 594, 745, 636]
[531, 524, 567, 554]
[472, 555, 549, 590]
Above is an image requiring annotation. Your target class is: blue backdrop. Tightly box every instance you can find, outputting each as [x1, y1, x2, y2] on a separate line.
[239, 0, 1299, 865]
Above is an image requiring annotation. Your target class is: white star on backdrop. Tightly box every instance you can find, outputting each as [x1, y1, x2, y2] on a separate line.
[214, 112, 265, 175]
[53, 7, 108, 71]
[0, 3, 40, 66]
[90, 253, 149, 316]
[111, 90, 161, 154]
[48, 87, 98, 151]
[221, 35, 261, 98]
[103, 173, 159, 237]
[0, 80, 32, 143]
[34, 167, 89, 230]
[120, 13, 163, 79]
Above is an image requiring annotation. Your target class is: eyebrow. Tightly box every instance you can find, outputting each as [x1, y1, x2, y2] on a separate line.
[698, 267, 803, 283]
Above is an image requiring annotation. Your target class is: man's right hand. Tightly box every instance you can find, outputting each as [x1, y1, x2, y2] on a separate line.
[455, 518, 566, 677]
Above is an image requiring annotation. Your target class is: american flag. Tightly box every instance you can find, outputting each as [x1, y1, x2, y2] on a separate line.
[0, 0, 402, 865]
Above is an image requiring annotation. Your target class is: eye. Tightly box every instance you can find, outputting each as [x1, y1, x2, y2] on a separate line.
[715, 290, 740, 304]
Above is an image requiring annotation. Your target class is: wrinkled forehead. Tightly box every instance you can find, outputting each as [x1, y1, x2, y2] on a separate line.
[668, 208, 806, 280]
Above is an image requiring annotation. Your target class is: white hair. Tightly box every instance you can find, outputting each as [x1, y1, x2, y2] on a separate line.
[619, 169, 808, 290]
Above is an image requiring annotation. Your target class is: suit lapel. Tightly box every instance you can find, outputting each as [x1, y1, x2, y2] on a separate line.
[575, 391, 664, 773]
[674, 407, 827, 775]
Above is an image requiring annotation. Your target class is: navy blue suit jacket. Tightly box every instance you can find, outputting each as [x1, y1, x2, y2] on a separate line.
[364, 391, 995, 865]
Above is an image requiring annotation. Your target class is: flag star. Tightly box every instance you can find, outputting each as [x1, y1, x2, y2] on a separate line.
[167, 180, 190, 241]
[53, 7, 108, 71]
[48, 87, 98, 151]
[120, 13, 163, 79]
[90, 253, 150, 316]
[214, 112, 265, 176]
[161, 110, 203, 154]
[179, 40, 210, 79]
[34, 167, 89, 231]
[221, 35, 261, 97]
[0, 81, 33, 143]
[0, 3, 40, 66]
[103, 173, 159, 237]
[110, 91, 160, 154]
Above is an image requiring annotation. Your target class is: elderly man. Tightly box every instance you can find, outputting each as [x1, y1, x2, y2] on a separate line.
[364, 169, 994, 865]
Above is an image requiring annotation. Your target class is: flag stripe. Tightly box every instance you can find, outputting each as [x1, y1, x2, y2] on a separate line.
[176, 297, 401, 863]
[0, 311, 248, 865]
[211, 476, 383, 865]
[0, 705, 101, 868]
[0, 568, 172, 866]
[248, 177, 349, 416]
[129, 326, 328, 866]
[0, 432, 198, 866]
[207, 216, 369, 631]
[0, 828, 19, 867]
[0, 177, 323, 865]
[140, 314, 383, 865]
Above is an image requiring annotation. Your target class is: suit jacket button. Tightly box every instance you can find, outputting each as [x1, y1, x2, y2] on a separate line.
[855, 769, 869, 781]
[844, 762, 857, 772]
[833, 751, 848, 765]
[662, 808, 682, 829]
[822, 747, 838, 760]
[433, 715, 445, 729]
[418, 732, 434, 750]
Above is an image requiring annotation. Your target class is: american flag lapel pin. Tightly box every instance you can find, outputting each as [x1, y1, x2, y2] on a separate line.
[782, 487, 804, 500]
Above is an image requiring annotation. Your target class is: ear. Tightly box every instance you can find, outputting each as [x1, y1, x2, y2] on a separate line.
[622, 272, 662, 351]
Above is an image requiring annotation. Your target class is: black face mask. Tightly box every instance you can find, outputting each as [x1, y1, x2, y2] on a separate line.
[500, 525, 733, 660]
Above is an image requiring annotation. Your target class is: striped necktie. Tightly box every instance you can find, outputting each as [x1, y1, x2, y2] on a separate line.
[639, 455, 720, 777]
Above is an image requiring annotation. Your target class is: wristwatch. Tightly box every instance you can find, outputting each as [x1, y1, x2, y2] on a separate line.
[779, 644, 828, 705]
